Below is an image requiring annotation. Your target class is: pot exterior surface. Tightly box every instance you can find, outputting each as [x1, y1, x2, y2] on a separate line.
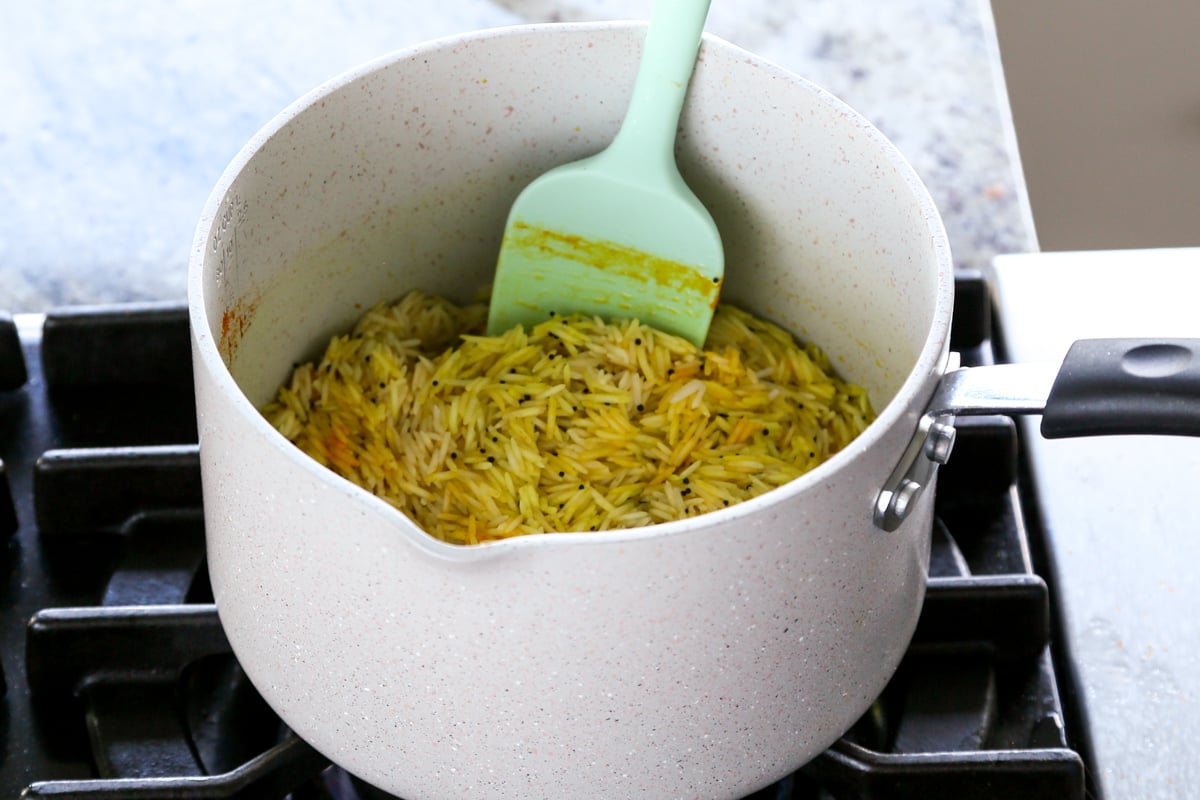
[190, 23, 952, 800]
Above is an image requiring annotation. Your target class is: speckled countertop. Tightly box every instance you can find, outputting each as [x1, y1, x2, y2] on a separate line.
[0, 0, 1034, 311]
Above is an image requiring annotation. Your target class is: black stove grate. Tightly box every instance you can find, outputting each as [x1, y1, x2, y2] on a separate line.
[0, 278, 1087, 800]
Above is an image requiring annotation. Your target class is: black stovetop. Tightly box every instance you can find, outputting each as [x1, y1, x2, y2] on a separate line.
[0, 274, 1090, 799]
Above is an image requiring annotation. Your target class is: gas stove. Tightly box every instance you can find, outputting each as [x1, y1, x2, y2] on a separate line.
[0, 272, 1089, 799]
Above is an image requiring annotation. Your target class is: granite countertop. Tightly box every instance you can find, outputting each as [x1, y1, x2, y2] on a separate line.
[0, 0, 1035, 311]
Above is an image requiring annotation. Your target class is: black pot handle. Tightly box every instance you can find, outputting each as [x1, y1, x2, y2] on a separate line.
[876, 338, 1200, 530]
[1041, 338, 1200, 438]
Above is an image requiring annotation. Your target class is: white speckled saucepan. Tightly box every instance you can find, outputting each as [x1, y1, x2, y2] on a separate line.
[188, 20, 1200, 800]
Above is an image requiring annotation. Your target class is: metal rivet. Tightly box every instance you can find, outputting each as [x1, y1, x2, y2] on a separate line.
[890, 478, 923, 522]
[923, 420, 957, 464]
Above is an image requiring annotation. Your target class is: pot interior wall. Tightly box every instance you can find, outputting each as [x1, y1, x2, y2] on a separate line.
[199, 24, 944, 417]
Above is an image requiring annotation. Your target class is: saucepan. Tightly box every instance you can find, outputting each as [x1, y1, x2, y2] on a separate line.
[188, 21, 1200, 800]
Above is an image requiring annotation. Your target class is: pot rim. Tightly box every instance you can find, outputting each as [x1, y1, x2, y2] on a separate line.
[188, 20, 956, 561]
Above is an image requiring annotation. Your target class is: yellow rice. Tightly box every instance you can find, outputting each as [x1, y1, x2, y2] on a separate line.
[262, 290, 875, 545]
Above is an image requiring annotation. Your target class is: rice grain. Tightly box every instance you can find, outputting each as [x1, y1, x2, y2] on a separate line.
[262, 290, 875, 545]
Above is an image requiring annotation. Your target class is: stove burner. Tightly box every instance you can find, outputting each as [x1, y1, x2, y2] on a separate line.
[0, 277, 1087, 799]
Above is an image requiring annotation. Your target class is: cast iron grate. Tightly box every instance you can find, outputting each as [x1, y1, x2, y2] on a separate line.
[0, 277, 1086, 799]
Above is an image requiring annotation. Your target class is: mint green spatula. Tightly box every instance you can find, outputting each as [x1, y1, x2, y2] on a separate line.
[486, 0, 723, 347]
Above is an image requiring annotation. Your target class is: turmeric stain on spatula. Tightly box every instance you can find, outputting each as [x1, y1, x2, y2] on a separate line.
[506, 221, 723, 309]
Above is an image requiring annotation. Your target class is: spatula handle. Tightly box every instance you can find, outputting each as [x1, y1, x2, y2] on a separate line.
[605, 0, 712, 180]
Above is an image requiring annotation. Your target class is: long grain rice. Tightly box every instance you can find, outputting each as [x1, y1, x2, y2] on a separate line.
[263, 290, 875, 545]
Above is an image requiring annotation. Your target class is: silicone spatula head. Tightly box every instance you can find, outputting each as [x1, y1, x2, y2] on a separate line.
[487, 0, 723, 347]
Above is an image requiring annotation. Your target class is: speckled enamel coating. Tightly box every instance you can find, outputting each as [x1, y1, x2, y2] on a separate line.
[189, 23, 954, 800]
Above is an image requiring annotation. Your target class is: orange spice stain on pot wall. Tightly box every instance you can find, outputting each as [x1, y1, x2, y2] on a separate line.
[508, 221, 723, 309]
[219, 294, 260, 364]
